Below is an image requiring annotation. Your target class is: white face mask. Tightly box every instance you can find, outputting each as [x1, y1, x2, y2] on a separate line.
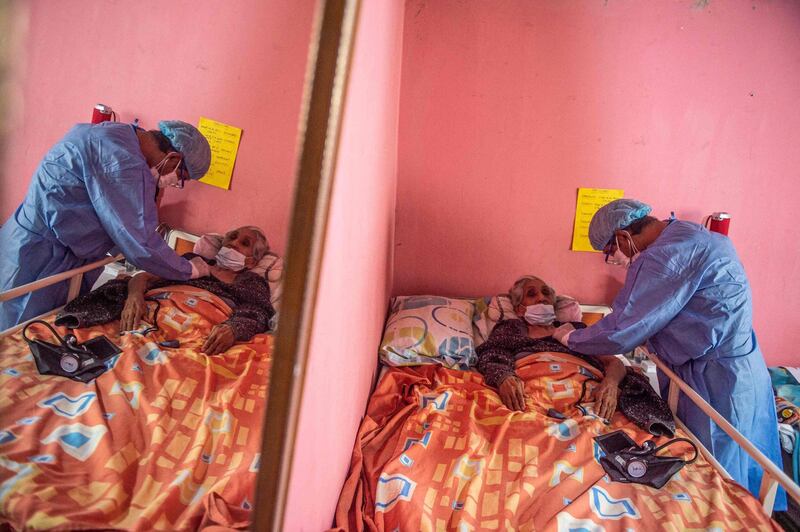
[158, 169, 181, 188]
[151, 153, 183, 188]
[607, 247, 631, 268]
[607, 233, 640, 268]
[215, 246, 247, 271]
[523, 303, 556, 325]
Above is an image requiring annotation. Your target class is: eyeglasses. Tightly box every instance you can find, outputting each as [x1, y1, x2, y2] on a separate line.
[175, 158, 189, 188]
[164, 155, 189, 188]
[603, 237, 618, 264]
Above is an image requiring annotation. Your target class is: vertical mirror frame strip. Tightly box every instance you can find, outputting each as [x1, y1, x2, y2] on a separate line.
[253, 0, 360, 530]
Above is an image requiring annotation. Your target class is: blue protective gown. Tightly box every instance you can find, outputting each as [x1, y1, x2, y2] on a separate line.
[0, 122, 192, 330]
[568, 220, 785, 509]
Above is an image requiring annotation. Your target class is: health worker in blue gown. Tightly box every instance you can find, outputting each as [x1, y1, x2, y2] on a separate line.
[0, 120, 213, 330]
[553, 198, 785, 509]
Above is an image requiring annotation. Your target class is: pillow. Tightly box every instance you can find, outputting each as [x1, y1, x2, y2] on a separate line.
[555, 296, 582, 323]
[256, 252, 284, 312]
[380, 296, 476, 369]
[472, 295, 515, 347]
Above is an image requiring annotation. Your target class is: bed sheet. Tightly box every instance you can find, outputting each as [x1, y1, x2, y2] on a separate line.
[0, 285, 271, 531]
[334, 353, 778, 531]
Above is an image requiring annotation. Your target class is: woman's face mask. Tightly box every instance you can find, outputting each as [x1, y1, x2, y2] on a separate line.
[215, 246, 247, 272]
[523, 303, 556, 326]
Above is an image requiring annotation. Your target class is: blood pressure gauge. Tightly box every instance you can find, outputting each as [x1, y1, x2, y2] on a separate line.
[60, 354, 80, 373]
[626, 459, 648, 478]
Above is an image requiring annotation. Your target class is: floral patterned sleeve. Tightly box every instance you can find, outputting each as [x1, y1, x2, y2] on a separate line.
[475, 320, 527, 388]
[222, 272, 274, 341]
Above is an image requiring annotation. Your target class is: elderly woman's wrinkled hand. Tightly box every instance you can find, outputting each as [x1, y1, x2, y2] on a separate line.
[592, 378, 619, 420]
[202, 324, 235, 355]
[120, 294, 146, 332]
[499, 375, 527, 411]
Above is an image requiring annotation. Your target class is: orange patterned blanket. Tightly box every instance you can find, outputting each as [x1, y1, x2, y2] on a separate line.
[334, 353, 778, 531]
[0, 286, 271, 531]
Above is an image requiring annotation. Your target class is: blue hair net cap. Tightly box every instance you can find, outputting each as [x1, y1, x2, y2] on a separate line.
[158, 120, 211, 180]
[588, 198, 652, 251]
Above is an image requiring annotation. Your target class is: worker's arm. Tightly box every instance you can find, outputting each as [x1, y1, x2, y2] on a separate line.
[567, 258, 698, 355]
[85, 167, 195, 280]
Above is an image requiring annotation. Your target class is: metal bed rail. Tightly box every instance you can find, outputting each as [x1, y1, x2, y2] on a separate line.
[0, 254, 123, 337]
[644, 348, 800, 515]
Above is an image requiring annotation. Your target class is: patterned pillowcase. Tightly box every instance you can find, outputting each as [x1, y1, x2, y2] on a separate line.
[380, 296, 476, 369]
[472, 295, 516, 347]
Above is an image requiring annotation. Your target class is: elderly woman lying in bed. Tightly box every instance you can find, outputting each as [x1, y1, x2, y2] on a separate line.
[56, 226, 274, 355]
[477, 275, 674, 435]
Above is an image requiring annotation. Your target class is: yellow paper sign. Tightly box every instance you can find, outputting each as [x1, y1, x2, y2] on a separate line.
[571, 187, 625, 252]
[197, 117, 243, 190]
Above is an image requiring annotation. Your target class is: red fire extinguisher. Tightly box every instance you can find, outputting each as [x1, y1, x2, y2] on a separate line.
[705, 212, 731, 236]
[91, 103, 116, 124]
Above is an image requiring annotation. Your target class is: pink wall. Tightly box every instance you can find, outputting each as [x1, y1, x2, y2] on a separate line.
[283, 1, 405, 529]
[0, 0, 316, 254]
[395, 0, 800, 365]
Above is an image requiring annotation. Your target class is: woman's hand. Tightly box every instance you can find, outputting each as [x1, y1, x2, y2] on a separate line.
[120, 294, 146, 332]
[202, 324, 235, 355]
[121, 272, 157, 331]
[209, 265, 238, 284]
[593, 355, 626, 419]
[499, 375, 527, 411]
[592, 378, 619, 420]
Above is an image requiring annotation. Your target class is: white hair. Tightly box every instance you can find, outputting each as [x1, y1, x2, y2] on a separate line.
[228, 226, 269, 261]
[508, 275, 555, 308]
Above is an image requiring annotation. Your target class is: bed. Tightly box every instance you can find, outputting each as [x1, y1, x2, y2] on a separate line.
[333, 296, 796, 531]
[0, 243, 274, 530]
